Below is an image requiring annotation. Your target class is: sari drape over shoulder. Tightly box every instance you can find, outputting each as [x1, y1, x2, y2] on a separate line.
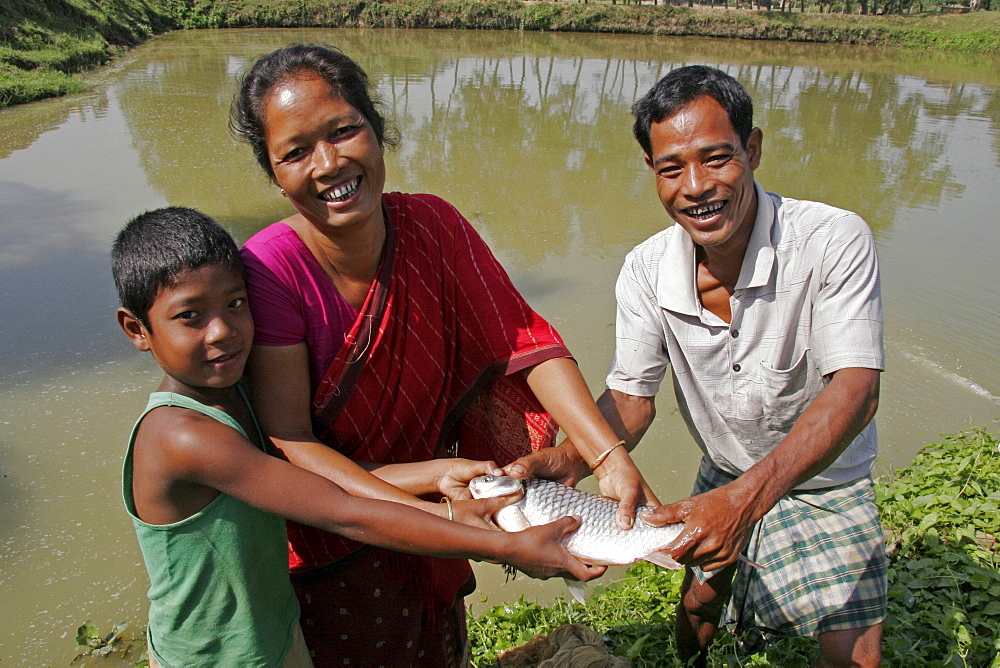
[289, 192, 570, 576]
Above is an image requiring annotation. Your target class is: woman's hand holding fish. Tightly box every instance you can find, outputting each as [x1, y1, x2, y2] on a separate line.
[504, 442, 659, 531]
[590, 450, 661, 530]
[503, 442, 591, 487]
[503, 516, 609, 582]
[437, 458, 504, 501]
[641, 481, 756, 572]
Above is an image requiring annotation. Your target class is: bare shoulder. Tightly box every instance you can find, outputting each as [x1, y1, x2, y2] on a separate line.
[132, 402, 272, 523]
[135, 405, 255, 480]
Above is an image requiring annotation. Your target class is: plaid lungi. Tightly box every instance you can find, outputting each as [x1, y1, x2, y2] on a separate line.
[692, 457, 888, 651]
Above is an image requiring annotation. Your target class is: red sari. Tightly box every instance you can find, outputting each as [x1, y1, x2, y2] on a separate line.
[287, 193, 571, 666]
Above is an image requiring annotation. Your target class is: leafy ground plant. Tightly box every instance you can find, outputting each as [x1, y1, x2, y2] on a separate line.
[878, 427, 1000, 666]
[468, 427, 1000, 667]
[72, 620, 147, 666]
[72, 621, 129, 662]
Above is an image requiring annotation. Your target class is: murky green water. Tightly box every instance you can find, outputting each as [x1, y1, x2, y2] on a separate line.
[1, 28, 997, 665]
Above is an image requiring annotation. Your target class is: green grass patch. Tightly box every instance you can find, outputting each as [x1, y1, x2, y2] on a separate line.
[0, 60, 87, 106]
[150, 0, 1000, 51]
[0, 0, 175, 107]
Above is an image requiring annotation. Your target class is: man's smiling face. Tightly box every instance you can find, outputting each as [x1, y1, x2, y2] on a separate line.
[645, 94, 763, 254]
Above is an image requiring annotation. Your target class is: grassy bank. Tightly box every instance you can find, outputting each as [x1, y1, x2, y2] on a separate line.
[2, 0, 999, 108]
[0, 0, 173, 106]
[468, 428, 1000, 666]
[162, 0, 1000, 51]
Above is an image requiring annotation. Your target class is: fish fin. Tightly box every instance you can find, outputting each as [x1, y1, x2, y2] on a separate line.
[644, 551, 682, 570]
[503, 564, 517, 582]
[495, 505, 532, 532]
[564, 578, 587, 605]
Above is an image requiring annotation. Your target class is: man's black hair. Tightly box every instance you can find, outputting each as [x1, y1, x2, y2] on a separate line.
[632, 65, 754, 157]
[111, 207, 243, 329]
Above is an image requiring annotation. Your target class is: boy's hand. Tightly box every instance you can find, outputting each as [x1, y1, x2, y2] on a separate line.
[505, 516, 607, 581]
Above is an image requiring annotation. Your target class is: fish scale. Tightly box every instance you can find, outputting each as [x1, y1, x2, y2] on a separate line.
[469, 475, 684, 568]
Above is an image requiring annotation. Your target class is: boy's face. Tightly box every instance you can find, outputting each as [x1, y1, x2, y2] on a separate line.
[118, 264, 253, 392]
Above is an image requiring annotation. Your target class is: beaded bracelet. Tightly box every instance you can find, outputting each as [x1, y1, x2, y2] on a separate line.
[590, 439, 626, 471]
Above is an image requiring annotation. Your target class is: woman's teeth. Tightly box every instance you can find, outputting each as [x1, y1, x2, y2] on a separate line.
[322, 177, 361, 202]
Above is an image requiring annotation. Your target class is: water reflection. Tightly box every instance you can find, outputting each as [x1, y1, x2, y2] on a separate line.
[0, 91, 112, 160]
[0, 28, 997, 665]
[105, 29, 1000, 261]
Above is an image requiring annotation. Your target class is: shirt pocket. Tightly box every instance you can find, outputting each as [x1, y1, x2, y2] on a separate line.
[759, 348, 825, 436]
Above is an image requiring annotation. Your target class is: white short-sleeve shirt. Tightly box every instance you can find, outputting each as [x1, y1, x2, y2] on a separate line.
[606, 180, 884, 489]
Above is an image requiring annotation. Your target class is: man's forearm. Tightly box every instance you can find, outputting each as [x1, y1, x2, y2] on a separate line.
[596, 388, 657, 450]
[731, 367, 880, 523]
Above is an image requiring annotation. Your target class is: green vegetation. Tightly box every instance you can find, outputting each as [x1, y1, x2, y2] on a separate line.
[468, 428, 1000, 666]
[0, 0, 173, 106]
[72, 620, 138, 664]
[157, 0, 1000, 51]
[2, 0, 999, 107]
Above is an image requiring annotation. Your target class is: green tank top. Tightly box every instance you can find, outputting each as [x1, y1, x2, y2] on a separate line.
[123, 386, 299, 667]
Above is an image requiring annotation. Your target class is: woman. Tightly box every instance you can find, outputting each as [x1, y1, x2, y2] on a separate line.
[232, 44, 656, 666]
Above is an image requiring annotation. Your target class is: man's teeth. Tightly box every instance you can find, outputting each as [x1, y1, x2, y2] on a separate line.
[687, 202, 725, 217]
[323, 177, 361, 202]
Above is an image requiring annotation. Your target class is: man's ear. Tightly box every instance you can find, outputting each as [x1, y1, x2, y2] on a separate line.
[117, 308, 151, 352]
[746, 127, 763, 171]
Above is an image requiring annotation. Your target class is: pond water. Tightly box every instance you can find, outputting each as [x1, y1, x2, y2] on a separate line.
[0, 27, 997, 665]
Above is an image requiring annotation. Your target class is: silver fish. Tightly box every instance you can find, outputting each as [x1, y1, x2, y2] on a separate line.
[469, 474, 683, 570]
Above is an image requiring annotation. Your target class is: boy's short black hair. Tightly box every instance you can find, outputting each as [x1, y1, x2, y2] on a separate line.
[632, 65, 754, 158]
[111, 207, 243, 328]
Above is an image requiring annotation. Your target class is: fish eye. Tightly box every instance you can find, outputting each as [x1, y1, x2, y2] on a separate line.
[483, 475, 494, 482]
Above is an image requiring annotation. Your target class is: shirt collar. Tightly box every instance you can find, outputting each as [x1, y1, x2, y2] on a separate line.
[656, 179, 775, 317]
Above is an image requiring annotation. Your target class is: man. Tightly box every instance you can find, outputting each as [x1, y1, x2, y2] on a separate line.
[574, 65, 886, 666]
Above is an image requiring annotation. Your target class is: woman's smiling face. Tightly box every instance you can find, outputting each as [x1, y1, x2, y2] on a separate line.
[263, 74, 387, 236]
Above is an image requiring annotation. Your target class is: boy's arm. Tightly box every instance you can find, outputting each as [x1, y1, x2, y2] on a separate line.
[155, 410, 606, 582]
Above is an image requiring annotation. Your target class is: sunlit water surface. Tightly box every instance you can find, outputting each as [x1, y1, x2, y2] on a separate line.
[1, 28, 997, 665]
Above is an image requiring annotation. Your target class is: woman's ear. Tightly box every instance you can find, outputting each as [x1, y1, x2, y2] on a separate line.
[117, 308, 151, 352]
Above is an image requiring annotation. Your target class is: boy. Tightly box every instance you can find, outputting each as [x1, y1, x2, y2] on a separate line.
[112, 207, 603, 667]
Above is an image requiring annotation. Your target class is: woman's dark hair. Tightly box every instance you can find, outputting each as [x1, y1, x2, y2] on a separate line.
[111, 207, 243, 329]
[632, 65, 754, 158]
[230, 43, 398, 180]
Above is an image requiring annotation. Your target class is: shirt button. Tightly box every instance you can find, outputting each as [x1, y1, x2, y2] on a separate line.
[731, 329, 739, 338]
[733, 363, 741, 372]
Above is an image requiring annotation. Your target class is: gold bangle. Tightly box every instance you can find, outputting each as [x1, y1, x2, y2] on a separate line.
[440, 496, 454, 521]
[590, 440, 626, 471]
